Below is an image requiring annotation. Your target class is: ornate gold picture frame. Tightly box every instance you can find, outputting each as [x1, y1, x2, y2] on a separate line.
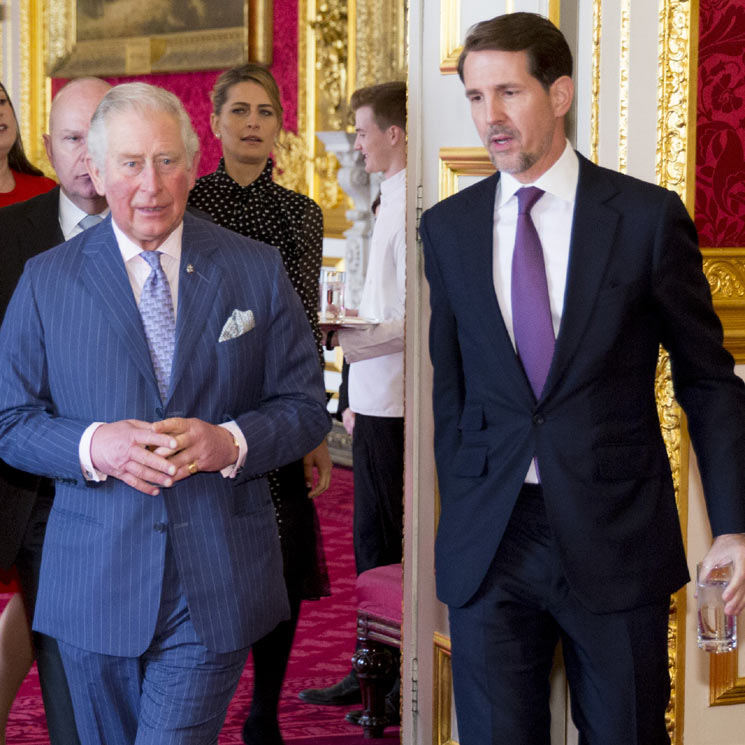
[46, 0, 260, 77]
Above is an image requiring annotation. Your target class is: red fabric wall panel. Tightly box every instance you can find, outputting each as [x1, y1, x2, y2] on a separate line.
[695, 0, 745, 246]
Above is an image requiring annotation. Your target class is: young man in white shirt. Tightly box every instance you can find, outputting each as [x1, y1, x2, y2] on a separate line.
[299, 82, 406, 724]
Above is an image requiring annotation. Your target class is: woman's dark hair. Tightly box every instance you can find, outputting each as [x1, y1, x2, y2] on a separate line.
[457, 12, 573, 90]
[0, 81, 45, 177]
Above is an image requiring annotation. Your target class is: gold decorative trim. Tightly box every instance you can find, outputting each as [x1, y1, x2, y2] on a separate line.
[298, 0, 315, 201]
[433, 632, 456, 745]
[618, 0, 631, 173]
[709, 649, 745, 706]
[439, 0, 460, 75]
[656, 1, 698, 740]
[702, 248, 745, 364]
[17, 0, 51, 175]
[440, 1, 561, 76]
[590, 0, 602, 164]
[548, 0, 560, 27]
[274, 130, 309, 195]
[438, 147, 493, 202]
[656, 0, 698, 212]
[248, 0, 273, 65]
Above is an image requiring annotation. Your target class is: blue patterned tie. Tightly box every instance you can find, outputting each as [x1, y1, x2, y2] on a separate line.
[511, 187, 555, 398]
[139, 251, 176, 402]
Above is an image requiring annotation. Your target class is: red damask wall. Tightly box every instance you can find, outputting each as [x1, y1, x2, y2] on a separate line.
[53, 0, 298, 178]
[695, 0, 745, 246]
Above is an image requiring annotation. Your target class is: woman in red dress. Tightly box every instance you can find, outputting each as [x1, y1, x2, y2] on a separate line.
[0, 81, 55, 208]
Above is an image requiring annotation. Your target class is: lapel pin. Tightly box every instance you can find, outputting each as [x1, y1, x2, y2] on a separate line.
[186, 264, 195, 274]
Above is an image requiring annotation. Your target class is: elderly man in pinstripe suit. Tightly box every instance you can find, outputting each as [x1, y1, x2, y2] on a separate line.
[0, 83, 330, 744]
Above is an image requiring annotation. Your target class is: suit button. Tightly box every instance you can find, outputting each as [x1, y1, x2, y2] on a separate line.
[533, 414, 545, 425]
[154, 522, 167, 533]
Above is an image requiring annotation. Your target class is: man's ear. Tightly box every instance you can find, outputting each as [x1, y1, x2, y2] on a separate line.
[86, 154, 106, 197]
[388, 125, 404, 146]
[187, 151, 201, 190]
[42, 133, 53, 165]
[550, 75, 574, 118]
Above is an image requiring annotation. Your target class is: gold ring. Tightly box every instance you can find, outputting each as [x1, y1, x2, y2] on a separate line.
[187, 462, 198, 475]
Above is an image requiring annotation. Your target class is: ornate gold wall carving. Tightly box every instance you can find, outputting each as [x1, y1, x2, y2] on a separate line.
[273, 130, 309, 195]
[355, 0, 405, 88]
[310, 0, 349, 132]
[302, 0, 407, 237]
[656, 1, 698, 741]
[590, 0, 601, 163]
[702, 249, 745, 363]
[618, 0, 631, 173]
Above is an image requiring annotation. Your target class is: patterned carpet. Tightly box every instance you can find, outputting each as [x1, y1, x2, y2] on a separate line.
[2, 466, 399, 743]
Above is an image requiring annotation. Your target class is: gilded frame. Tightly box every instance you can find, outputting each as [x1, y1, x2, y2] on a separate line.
[709, 649, 745, 706]
[45, 0, 263, 77]
[433, 632, 455, 745]
[439, 0, 561, 74]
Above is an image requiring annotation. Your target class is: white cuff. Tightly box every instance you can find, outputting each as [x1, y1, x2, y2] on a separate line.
[219, 421, 247, 478]
[79, 422, 108, 482]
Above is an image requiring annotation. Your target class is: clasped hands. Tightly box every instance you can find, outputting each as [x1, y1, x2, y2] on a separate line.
[90, 417, 239, 496]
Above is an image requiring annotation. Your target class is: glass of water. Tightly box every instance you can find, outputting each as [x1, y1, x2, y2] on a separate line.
[697, 561, 737, 653]
[319, 269, 346, 323]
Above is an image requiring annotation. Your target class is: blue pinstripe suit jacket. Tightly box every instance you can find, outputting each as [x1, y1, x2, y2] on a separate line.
[0, 212, 331, 656]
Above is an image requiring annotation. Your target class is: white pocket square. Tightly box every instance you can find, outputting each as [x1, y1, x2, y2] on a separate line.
[219, 309, 255, 342]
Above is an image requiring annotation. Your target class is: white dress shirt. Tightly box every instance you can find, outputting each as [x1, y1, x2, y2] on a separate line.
[58, 189, 110, 241]
[338, 168, 406, 418]
[492, 141, 579, 481]
[79, 219, 246, 480]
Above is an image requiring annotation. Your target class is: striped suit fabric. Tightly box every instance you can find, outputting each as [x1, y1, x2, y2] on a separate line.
[0, 211, 331, 658]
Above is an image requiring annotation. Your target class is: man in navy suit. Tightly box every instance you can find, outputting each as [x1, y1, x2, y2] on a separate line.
[420, 13, 745, 745]
[0, 82, 330, 744]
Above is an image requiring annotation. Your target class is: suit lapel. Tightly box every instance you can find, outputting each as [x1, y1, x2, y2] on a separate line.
[79, 218, 160, 396]
[28, 188, 64, 249]
[168, 215, 221, 403]
[542, 155, 620, 397]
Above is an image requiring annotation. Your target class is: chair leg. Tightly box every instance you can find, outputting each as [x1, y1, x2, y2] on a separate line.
[351, 638, 395, 738]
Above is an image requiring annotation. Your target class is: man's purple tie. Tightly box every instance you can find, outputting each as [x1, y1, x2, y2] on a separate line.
[139, 251, 176, 402]
[511, 187, 555, 398]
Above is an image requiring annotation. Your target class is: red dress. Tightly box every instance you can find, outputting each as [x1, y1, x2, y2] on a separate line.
[0, 170, 55, 591]
[0, 170, 56, 209]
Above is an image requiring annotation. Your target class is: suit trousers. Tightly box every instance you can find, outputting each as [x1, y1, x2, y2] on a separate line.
[448, 485, 671, 745]
[351, 413, 404, 575]
[15, 492, 80, 745]
[57, 537, 249, 745]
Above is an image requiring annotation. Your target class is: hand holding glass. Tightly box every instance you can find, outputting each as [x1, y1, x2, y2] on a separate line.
[697, 561, 737, 653]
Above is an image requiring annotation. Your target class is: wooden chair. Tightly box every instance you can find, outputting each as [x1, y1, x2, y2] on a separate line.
[351, 563, 402, 738]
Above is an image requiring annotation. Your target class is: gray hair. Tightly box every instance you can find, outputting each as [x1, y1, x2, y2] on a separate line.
[88, 82, 200, 172]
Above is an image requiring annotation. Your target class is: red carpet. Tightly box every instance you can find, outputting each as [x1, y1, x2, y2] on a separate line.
[1, 466, 399, 743]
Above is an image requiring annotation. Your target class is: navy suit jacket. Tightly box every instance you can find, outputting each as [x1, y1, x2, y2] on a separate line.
[421, 153, 745, 613]
[0, 187, 63, 569]
[0, 212, 331, 656]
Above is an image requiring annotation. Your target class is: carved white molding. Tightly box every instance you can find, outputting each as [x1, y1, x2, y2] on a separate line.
[316, 130, 381, 308]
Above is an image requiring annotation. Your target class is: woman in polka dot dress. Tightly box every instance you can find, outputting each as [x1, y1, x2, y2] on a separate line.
[189, 64, 331, 745]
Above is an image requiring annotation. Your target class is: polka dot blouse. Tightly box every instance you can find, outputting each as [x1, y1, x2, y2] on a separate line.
[189, 157, 324, 365]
